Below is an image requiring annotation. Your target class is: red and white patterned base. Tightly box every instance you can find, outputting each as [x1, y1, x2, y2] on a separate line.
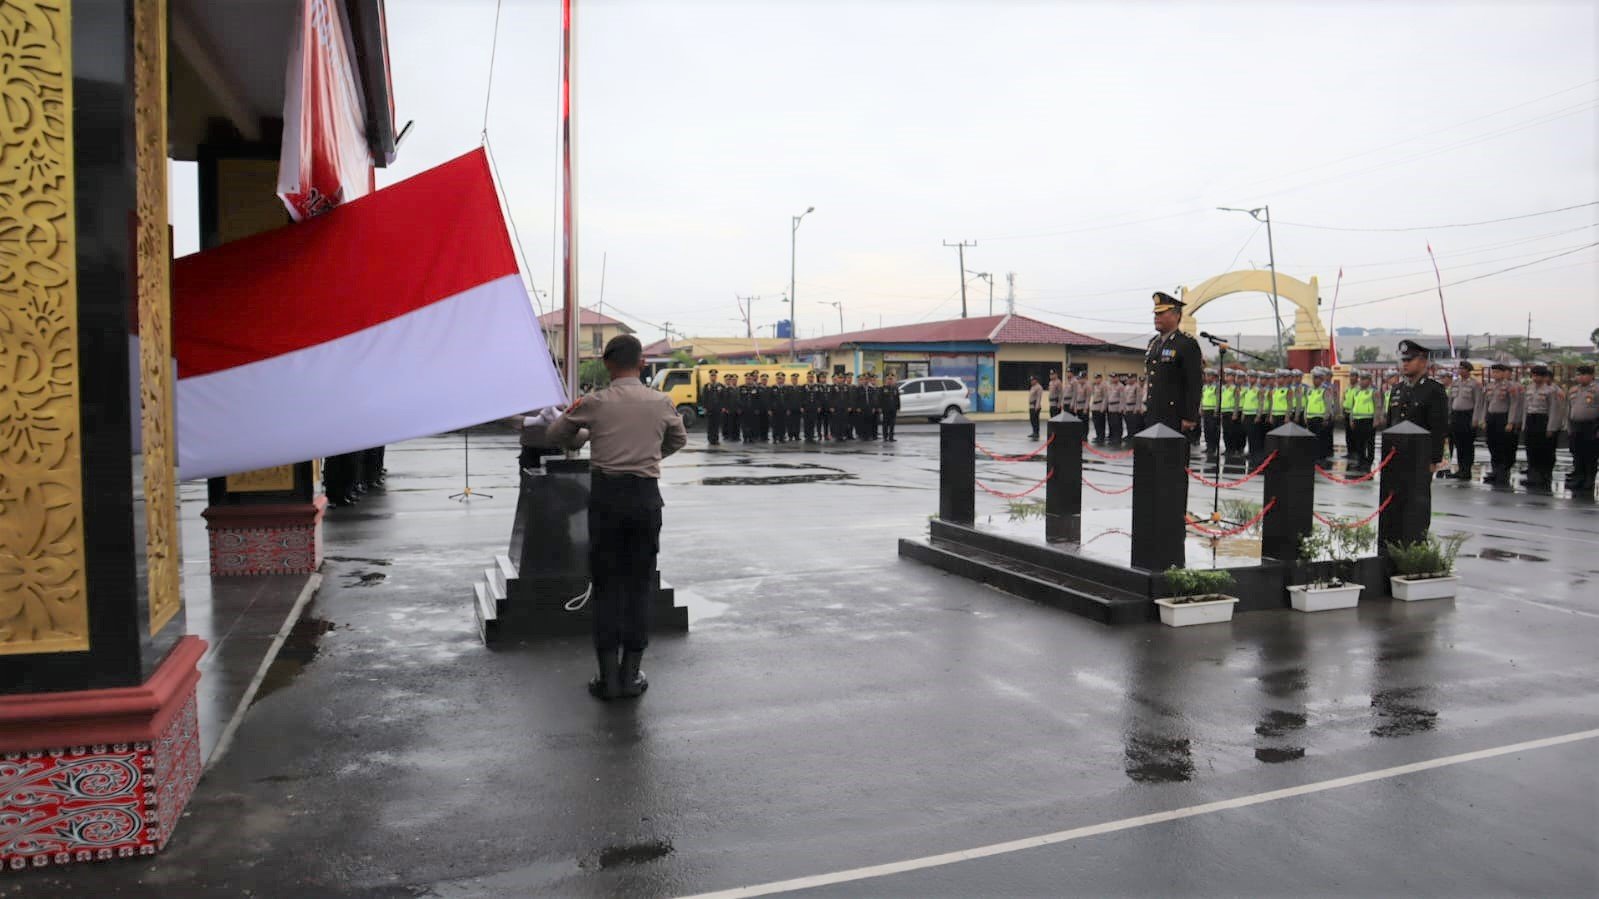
[204, 497, 326, 576]
[0, 694, 200, 870]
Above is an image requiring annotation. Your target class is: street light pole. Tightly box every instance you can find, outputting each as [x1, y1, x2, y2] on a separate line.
[967, 271, 993, 316]
[818, 300, 843, 334]
[790, 206, 813, 359]
[1218, 205, 1283, 364]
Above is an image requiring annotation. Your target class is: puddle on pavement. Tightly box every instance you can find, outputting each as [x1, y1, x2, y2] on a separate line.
[253, 612, 336, 705]
[1254, 710, 1307, 737]
[1466, 548, 1548, 563]
[1370, 686, 1438, 738]
[1257, 667, 1309, 698]
[345, 570, 388, 586]
[1123, 734, 1195, 783]
[1254, 747, 1306, 764]
[700, 473, 856, 486]
[581, 840, 673, 870]
[326, 556, 392, 566]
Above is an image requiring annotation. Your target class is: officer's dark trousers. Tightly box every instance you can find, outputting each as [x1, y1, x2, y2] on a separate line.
[588, 474, 662, 653]
[1350, 419, 1374, 467]
[364, 446, 386, 484]
[1306, 417, 1328, 460]
[1569, 420, 1597, 490]
[882, 410, 896, 440]
[1028, 407, 1041, 437]
[725, 411, 741, 442]
[1126, 412, 1145, 435]
[1048, 404, 1061, 419]
[761, 410, 774, 442]
[1485, 413, 1514, 476]
[803, 409, 818, 441]
[1524, 415, 1553, 483]
[706, 410, 721, 444]
[1223, 416, 1243, 456]
[1248, 419, 1268, 467]
[1108, 412, 1124, 443]
[1091, 411, 1107, 441]
[742, 411, 758, 443]
[1449, 410, 1474, 474]
[789, 409, 802, 441]
[1202, 413, 1220, 454]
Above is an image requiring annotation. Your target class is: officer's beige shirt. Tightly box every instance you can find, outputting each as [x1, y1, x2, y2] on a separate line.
[1028, 383, 1044, 410]
[1568, 382, 1599, 423]
[1519, 383, 1566, 433]
[548, 377, 688, 478]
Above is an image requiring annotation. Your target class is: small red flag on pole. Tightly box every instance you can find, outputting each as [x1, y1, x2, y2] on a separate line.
[1328, 266, 1343, 365]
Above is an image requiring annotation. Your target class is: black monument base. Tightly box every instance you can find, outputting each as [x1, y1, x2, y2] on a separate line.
[473, 459, 689, 645]
[899, 518, 1389, 626]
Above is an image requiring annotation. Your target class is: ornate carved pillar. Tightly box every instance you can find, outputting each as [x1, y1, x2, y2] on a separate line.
[0, 0, 205, 868]
[194, 140, 326, 577]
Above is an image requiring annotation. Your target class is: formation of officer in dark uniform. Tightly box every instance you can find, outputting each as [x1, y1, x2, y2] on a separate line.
[324, 446, 386, 507]
[696, 369, 902, 445]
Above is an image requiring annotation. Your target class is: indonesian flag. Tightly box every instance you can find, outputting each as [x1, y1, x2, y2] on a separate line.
[173, 149, 564, 481]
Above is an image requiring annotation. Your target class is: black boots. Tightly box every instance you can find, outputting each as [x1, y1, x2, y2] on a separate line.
[619, 649, 649, 698]
[589, 648, 621, 700]
[589, 648, 647, 700]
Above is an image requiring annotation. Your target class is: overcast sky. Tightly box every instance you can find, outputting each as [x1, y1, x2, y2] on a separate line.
[194, 0, 1599, 347]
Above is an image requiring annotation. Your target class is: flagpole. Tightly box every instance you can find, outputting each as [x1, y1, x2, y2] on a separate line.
[1427, 243, 1455, 358]
[1328, 266, 1343, 366]
[559, 0, 580, 400]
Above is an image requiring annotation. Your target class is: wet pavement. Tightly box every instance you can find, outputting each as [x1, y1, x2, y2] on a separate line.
[10, 422, 1597, 897]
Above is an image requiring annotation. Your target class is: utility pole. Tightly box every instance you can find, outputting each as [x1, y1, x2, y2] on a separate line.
[1218, 206, 1283, 363]
[944, 239, 976, 318]
[662, 321, 673, 342]
[819, 299, 843, 334]
[737, 295, 764, 338]
[1005, 272, 1015, 315]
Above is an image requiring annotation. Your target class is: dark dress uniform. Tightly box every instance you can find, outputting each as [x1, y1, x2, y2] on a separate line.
[880, 380, 900, 441]
[864, 381, 880, 440]
[786, 381, 804, 441]
[740, 381, 760, 442]
[723, 379, 742, 442]
[1385, 341, 1450, 465]
[702, 377, 722, 445]
[1144, 294, 1204, 435]
[802, 377, 821, 442]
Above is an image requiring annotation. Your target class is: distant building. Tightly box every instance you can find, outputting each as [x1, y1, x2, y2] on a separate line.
[538, 306, 634, 364]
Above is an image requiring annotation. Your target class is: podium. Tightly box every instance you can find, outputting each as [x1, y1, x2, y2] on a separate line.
[473, 456, 688, 644]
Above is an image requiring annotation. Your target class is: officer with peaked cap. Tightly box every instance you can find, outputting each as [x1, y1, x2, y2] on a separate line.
[1144, 292, 1203, 437]
[1481, 362, 1522, 484]
[1386, 339, 1450, 468]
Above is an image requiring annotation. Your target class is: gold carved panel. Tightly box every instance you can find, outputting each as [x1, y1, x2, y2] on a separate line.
[135, 0, 182, 636]
[0, 1, 89, 654]
[226, 464, 296, 493]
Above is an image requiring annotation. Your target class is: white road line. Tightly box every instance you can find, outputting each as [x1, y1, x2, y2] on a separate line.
[205, 573, 323, 769]
[680, 727, 1599, 899]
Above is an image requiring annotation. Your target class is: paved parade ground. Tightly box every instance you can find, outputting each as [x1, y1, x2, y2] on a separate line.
[10, 422, 1598, 897]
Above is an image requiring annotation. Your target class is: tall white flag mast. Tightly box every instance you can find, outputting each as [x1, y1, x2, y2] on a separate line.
[558, 0, 580, 400]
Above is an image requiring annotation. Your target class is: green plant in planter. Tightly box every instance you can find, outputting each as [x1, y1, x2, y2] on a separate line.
[1219, 498, 1264, 534]
[1006, 498, 1047, 521]
[1297, 519, 1376, 588]
[1162, 566, 1236, 603]
[1385, 531, 1469, 579]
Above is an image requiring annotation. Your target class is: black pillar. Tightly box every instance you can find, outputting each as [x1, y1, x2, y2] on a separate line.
[939, 411, 976, 524]
[1261, 422, 1318, 562]
[1045, 411, 1085, 541]
[1132, 423, 1188, 571]
[1378, 422, 1433, 557]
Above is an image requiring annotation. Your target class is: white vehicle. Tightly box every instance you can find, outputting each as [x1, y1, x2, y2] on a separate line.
[897, 376, 971, 421]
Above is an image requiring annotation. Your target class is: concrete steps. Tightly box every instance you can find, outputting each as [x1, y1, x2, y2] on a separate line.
[899, 537, 1151, 625]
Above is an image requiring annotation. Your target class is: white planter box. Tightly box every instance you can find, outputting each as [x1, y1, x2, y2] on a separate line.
[1288, 583, 1363, 612]
[1390, 574, 1459, 601]
[1155, 595, 1239, 627]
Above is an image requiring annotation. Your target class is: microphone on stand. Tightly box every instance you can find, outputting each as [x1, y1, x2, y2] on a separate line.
[1198, 331, 1229, 347]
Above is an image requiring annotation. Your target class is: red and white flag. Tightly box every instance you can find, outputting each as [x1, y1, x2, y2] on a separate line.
[174, 149, 563, 480]
[277, 0, 374, 220]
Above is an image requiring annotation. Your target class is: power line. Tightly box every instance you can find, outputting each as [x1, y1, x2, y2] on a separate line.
[1276, 201, 1599, 233]
[1276, 222, 1599, 269]
[1221, 78, 1599, 195]
[1191, 241, 1599, 325]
